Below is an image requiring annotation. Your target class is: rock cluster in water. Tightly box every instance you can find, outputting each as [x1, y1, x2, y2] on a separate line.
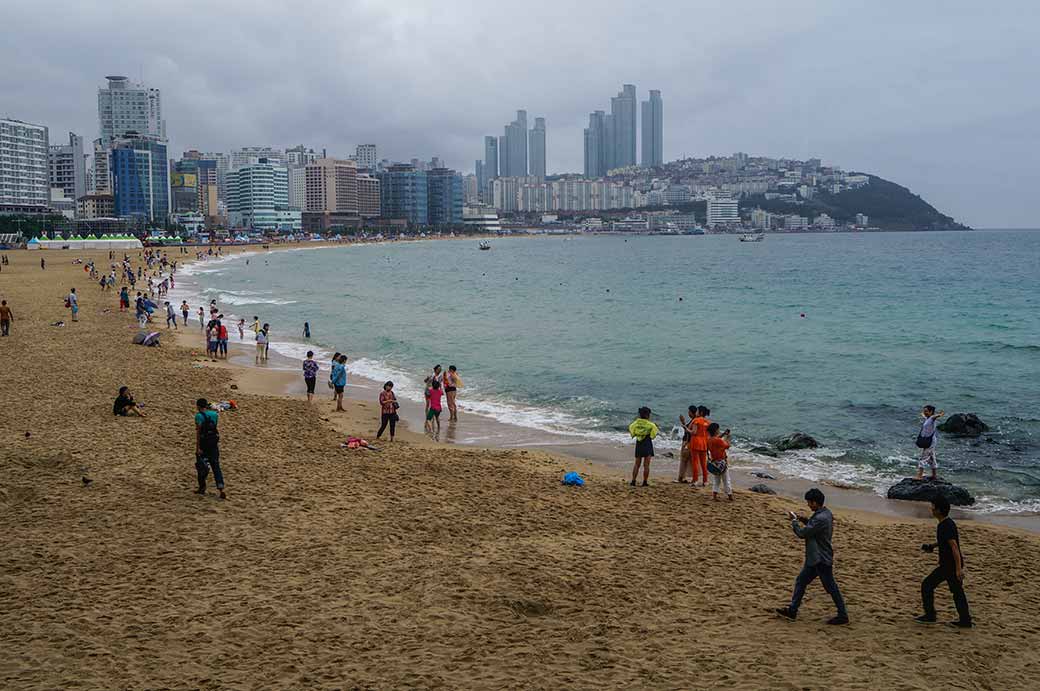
[937, 413, 989, 437]
[772, 432, 819, 451]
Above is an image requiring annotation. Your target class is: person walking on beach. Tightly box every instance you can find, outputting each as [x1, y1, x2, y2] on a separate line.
[628, 407, 659, 487]
[181, 300, 190, 326]
[263, 323, 271, 359]
[194, 398, 226, 500]
[303, 350, 319, 402]
[331, 354, 348, 412]
[707, 423, 733, 501]
[0, 300, 13, 337]
[682, 406, 711, 487]
[677, 405, 697, 483]
[776, 488, 850, 625]
[165, 301, 178, 329]
[119, 286, 129, 312]
[425, 378, 444, 436]
[377, 381, 399, 442]
[218, 320, 229, 359]
[443, 365, 461, 422]
[915, 405, 946, 481]
[916, 495, 973, 627]
[198, 307, 205, 330]
[237, 318, 245, 340]
[65, 288, 79, 322]
[40, 257, 45, 270]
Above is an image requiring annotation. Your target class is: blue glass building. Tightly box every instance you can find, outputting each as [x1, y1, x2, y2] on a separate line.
[376, 164, 428, 226]
[427, 168, 464, 226]
[110, 134, 169, 222]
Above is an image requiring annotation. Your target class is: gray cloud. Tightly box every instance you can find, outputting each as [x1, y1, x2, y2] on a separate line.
[3, 0, 1036, 226]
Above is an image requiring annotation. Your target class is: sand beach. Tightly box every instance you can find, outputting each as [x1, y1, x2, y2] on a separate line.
[3, 245, 1040, 690]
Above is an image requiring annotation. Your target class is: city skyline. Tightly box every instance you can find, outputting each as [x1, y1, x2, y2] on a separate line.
[2, 1, 1038, 226]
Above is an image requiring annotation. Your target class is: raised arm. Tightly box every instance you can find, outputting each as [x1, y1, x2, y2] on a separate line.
[792, 513, 827, 539]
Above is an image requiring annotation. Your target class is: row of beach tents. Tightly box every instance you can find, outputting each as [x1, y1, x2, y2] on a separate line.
[27, 234, 144, 250]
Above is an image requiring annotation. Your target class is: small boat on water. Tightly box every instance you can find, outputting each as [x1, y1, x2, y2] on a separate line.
[478, 241, 491, 251]
[738, 233, 765, 242]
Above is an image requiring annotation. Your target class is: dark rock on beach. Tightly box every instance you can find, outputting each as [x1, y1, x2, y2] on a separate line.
[750, 446, 780, 458]
[773, 432, 819, 451]
[751, 471, 776, 480]
[749, 484, 777, 495]
[886, 478, 976, 506]
[937, 413, 989, 437]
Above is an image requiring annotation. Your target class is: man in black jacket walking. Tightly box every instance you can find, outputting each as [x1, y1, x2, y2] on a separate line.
[776, 488, 850, 625]
[916, 495, 972, 628]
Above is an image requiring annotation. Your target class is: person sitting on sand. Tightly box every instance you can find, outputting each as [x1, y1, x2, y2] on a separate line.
[916, 495, 973, 627]
[915, 405, 945, 481]
[194, 398, 226, 500]
[425, 379, 444, 436]
[377, 381, 399, 442]
[331, 354, 347, 412]
[113, 386, 145, 417]
[706, 423, 733, 501]
[628, 406, 658, 487]
[776, 488, 849, 625]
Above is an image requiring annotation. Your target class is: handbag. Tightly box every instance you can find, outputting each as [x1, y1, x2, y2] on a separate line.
[915, 422, 933, 449]
[707, 459, 727, 476]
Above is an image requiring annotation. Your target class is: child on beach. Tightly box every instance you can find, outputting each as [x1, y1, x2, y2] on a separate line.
[425, 379, 444, 436]
[237, 318, 245, 339]
[707, 423, 733, 501]
[303, 351, 319, 402]
[915, 405, 945, 480]
[629, 407, 658, 487]
[682, 406, 711, 487]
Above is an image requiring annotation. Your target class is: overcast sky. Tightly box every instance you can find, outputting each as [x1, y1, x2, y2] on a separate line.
[3, 0, 1037, 227]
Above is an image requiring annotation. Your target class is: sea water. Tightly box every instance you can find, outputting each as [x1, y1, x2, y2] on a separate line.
[178, 231, 1040, 513]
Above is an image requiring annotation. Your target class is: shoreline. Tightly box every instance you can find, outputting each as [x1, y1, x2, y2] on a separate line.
[4, 243, 1040, 689]
[173, 240, 1040, 534]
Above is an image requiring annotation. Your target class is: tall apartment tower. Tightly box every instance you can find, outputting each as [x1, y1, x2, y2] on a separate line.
[641, 90, 663, 167]
[529, 117, 546, 180]
[502, 110, 528, 177]
[0, 118, 50, 213]
[583, 111, 608, 179]
[610, 84, 637, 169]
[97, 75, 166, 145]
[483, 136, 498, 178]
[355, 144, 377, 170]
[48, 132, 87, 202]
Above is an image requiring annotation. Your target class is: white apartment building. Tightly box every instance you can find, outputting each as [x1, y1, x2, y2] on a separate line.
[226, 161, 300, 231]
[1, 118, 50, 213]
[98, 75, 165, 144]
[355, 144, 377, 169]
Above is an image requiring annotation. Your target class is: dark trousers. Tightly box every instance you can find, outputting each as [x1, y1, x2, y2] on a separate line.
[922, 567, 971, 623]
[790, 562, 847, 617]
[195, 445, 224, 490]
[378, 413, 397, 438]
[1, 319, 9, 336]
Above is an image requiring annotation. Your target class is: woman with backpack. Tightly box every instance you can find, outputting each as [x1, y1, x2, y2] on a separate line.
[194, 398, 226, 500]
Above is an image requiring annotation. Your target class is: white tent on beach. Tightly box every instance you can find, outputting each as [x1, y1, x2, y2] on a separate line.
[29, 234, 143, 250]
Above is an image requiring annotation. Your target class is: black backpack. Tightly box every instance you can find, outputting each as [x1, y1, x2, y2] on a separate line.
[200, 413, 220, 447]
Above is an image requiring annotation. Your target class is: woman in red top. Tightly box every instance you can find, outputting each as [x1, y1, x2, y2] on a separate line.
[377, 381, 398, 441]
[706, 423, 733, 501]
[681, 406, 711, 486]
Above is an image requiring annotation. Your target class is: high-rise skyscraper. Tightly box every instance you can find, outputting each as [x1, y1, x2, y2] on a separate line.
[97, 76, 165, 145]
[483, 136, 498, 178]
[304, 158, 358, 216]
[583, 111, 607, 179]
[48, 132, 87, 203]
[226, 160, 300, 231]
[1, 118, 50, 213]
[610, 84, 637, 169]
[497, 134, 508, 180]
[641, 90, 663, 167]
[285, 145, 320, 167]
[109, 133, 169, 222]
[501, 110, 528, 177]
[376, 164, 428, 226]
[529, 117, 546, 180]
[427, 168, 464, 226]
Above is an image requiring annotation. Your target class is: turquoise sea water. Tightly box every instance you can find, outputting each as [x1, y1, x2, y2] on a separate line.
[179, 231, 1040, 513]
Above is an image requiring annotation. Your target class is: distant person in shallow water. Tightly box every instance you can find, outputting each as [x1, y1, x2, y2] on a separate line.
[915, 405, 945, 481]
[628, 407, 658, 487]
[443, 365, 461, 422]
[303, 321, 310, 339]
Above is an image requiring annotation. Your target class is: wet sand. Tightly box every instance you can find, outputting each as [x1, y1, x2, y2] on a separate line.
[2, 245, 1040, 690]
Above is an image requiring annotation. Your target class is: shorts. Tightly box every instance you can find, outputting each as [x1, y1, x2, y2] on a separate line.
[305, 377, 316, 393]
[426, 408, 441, 421]
[919, 447, 937, 470]
[445, 386, 457, 393]
[256, 343, 265, 355]
[334, 384, 345, 394]
[635, 437, 655, 458]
